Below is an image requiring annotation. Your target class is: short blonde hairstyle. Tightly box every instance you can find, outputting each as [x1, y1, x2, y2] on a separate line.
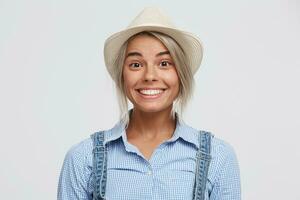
[112, 31, 195, 128]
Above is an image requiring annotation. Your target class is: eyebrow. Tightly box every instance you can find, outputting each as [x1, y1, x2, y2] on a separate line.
[125, 51, 170, 58]
[156, 51, 170, 57]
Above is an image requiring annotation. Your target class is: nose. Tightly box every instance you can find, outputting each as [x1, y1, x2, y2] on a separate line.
[143, 64, 158, 82]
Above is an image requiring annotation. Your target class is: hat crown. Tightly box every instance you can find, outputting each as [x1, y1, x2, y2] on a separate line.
[127, 7, 176, 29]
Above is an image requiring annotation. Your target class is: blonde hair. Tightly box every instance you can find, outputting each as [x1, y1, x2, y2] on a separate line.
[113, 31, 195, 128]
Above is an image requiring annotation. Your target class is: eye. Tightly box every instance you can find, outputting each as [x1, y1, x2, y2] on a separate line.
[160, 60, 172, 67]
[129, 62, 142, 68]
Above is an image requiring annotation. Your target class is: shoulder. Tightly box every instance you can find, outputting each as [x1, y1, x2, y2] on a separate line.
[63, 137, 94, 168]
[211, 136, 237, 160]
[181, 123, 237, 158]
[67, 137, 93, 156]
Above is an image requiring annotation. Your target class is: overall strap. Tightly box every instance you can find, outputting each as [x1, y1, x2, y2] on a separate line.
[91, 131, 107, 200]
[193, 131, 212, 200]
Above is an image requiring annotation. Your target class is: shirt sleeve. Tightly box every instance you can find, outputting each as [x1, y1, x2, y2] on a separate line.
[210, 143, 241, 200]
[57, 143, 92, 200]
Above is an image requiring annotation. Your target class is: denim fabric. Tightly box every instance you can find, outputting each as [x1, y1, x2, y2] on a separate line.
[57, 119, 241, 200]
[193, 131, 212, 200]
[91, 131, 107, 200]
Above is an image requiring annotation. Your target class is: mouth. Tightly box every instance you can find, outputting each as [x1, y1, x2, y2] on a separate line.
[136, 88, 166, 99]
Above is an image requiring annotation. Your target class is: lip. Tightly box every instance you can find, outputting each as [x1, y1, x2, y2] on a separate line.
[135, 88, 166, 99]
[136, 87, 167, 90]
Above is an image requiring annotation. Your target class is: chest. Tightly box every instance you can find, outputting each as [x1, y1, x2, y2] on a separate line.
[104, 141, 199, 199]
[128, 139, 165, 160]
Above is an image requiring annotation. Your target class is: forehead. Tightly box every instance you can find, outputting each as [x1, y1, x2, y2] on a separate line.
[126, 34, 169, 53]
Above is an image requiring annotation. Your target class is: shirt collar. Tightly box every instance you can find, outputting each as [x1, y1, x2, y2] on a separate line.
[168, 118, 199, 148]
[103, 111, 199, 149]
[103, 121, 125, 145]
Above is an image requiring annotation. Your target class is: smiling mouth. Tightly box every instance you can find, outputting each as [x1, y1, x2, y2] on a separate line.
[136, 88, 166, 97]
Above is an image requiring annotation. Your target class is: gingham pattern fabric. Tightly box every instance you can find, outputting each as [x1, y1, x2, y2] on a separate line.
[58, 120, 241, 200]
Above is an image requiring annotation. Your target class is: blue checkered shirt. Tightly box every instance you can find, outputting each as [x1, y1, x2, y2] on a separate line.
[57, 120, 241, 199]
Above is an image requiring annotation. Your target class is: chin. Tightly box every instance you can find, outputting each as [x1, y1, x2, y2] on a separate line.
[133, 103, 172, 114]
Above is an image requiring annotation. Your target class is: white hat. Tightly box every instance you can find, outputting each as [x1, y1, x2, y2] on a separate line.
[104, 7, 203, 80]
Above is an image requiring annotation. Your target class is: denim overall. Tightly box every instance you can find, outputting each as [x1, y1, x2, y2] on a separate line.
[90, 130, 212, 200]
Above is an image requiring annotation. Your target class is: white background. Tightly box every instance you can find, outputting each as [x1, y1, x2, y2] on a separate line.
[0, 0, 299, 199]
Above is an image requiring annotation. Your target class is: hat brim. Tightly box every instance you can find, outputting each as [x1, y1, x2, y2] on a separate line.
[104, 25, 203, 80]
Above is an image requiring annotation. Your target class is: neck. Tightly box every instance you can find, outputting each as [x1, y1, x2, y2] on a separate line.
[126, 106, 177, 140]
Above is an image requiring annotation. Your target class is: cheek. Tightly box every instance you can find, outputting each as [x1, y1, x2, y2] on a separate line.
[164, 71, 180, 89]
[123, 69, 138, 93]
[166, 73, 180, 98]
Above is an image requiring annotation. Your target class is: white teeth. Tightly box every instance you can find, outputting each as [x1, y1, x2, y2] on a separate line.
[139, 89, 163, 95]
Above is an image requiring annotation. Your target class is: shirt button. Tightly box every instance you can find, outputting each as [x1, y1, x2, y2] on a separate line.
[147, 170, 152, 175]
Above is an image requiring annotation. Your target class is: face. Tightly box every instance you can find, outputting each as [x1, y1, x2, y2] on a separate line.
[122, 34, 180, 113]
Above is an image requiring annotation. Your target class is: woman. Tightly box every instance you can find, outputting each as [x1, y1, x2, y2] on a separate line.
[58, 7, 241, 200]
